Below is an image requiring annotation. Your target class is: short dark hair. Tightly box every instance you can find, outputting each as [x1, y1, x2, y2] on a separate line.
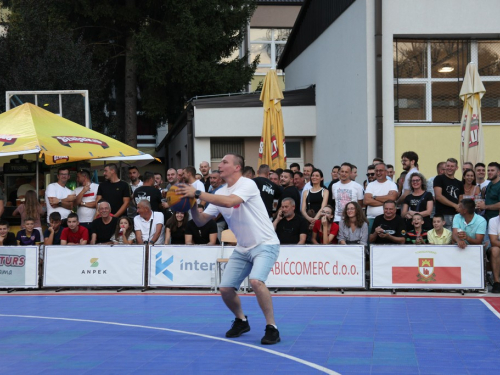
[475, 162, 486, 169]
[154, 172, 163, 179]
[0, 220, 9, 227]
[78, 168, 91, 180]
[243, 166, 255, 176]
[351, 164, 357, 169]
[488, 162, 500, 170]
[49, 212, 62, 221]
[340, 162, 352, 171]
[383, 200, 397, 207]
[128, 166, 139, 172]
[460, 198, 475, 214]
[387, 164, 394, 169]
[373, 157, 384, 163]
[67, 212, 79, 221]
[289, 162, 300, 170]
[282, 169, 294, 179]
[258, 164, 270, 174]
[184, 166, 196, 177]
[433, 213, 445, 221]
[57, 167, 69, 175]
[143, 171, 155, 183]
[106, 163, 119, 173]
[294, 171, 304, 178]
[367, 164, 375, 171]
[402, 151, 419, 166]
[304, 163, 314, 169]
[332, 165, 341, 171]
[447, 158, 458, 166]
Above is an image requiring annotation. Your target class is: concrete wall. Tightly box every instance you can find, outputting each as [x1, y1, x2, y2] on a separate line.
[251, 5, 301, 28]
[383, 0, 500, 174]
[282, 0, 373, 176]
[166, 126, 189, 170]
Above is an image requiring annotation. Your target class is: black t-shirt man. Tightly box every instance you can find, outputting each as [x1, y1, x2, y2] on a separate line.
[433, 174, 464, 215]
[276, 215, 309, 244]
[185, 219, 218, 244]
[97, 180, 131, 215]
[91, 216, 118, 244]
[370, 214, 406, 244]
[133, 186, 162, 212]
[253, 177, 282, 217]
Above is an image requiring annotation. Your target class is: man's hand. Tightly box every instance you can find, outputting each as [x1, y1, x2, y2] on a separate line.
[457, 239, 467, 249]
[374, 226, 385, 236]
[476, 200, 486, 210]
[48, 197, 59, 207]
[176, 183, 196, 198]
[48, 226, 54, 234]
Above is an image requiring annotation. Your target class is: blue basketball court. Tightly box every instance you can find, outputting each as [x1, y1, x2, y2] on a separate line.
[1, 293, 500, 374]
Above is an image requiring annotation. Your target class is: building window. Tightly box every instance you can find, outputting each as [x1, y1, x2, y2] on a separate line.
[394, 39, 500, 124]
[250, 28, 291, 74]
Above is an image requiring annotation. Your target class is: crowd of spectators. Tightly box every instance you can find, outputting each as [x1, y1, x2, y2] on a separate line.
[1, 153, 499, 293]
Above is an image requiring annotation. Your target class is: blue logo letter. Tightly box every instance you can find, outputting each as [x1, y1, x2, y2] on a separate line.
[155, 251, 174, 280]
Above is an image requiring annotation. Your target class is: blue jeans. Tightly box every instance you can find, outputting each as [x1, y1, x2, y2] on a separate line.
[220, 243, 279, 290]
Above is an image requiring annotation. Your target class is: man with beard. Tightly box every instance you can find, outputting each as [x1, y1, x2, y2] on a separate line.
[273, 198, 308, 244]
[127, 166, 143, 218]
[199, 161, 211, 192]
[96, 164, 131, 217]
[276, 169, 301, 216]
[397, 151, 420, 204]
[433, 158, 464, 230]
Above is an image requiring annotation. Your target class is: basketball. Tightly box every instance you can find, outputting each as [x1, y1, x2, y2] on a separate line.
[166, 184, 196, 212]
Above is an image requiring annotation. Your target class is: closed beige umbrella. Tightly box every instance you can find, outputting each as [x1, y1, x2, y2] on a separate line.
[459, 63, 485, 166]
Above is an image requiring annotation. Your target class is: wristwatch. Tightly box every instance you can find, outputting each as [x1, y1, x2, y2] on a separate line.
[195, 190, 202, 199]
[82, 202, 86, 206]
[58, 199, 62, 207]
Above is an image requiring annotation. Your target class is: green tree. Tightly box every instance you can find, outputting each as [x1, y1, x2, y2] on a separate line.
[50, 0, 258, 146]
[0, 0, 107, 130]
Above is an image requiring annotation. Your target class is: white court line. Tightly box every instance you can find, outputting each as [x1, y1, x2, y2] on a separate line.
[0, 314, 340, 375]
[480, 299, 500, 320]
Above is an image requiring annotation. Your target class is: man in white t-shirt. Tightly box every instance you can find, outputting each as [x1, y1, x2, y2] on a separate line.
[45, 167, 76, 223]
[397, 151, 420, 205]
[74, 169, 99, 229]
[302, 163, 314, 192]
[488, 213, 500, 293]
[134, 199, 164, 245]
[331, 163, 364, 222]
[184, 165, 205, 205]
[364, 163, 399, 231]
[177, 153, 281, 345]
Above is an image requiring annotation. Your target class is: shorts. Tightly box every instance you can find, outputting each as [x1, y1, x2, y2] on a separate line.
[219, 243, 280, 290]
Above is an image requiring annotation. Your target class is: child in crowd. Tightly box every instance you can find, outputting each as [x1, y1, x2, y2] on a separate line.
[13, 190, 44, 240]
[16, 217, 40, 245]
[60, 213, 88, 245]
[111, 216, 136, 244]
[0, 220, 17, 246]
[427, 214, 452, 245]
[405, 213, 428, 244]
[44, 212, 64, 245]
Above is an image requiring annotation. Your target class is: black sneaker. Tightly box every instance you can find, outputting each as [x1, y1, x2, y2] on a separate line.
[225, 316, 250, 338]
[261, 324, 281, 345]
[492, 282, 500, 294]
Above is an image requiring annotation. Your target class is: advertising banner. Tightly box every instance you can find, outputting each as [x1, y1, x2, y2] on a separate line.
[266, 245, 365, 288]
[149, 245, 365, 288]
[370, 245, 484, 289]
[44, 245, 146, 287]
[150, 246, 226, 287]
[0, 246, 38, 288]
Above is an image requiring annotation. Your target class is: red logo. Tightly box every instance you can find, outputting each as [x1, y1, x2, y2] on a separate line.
[392, 257, 461, 284]
[0, 135, 18, 146]
[53, 136, 109, 149]
[53, 155, 69, 163]
[271, 135, 279, 160]
[0, 254, 26, 267]
[233, 204, 240, 209]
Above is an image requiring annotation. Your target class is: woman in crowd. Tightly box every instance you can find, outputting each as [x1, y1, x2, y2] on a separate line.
[13, 190, 44, 240]
[461, 168, 480, 200]
[401, 172, 433, 231]
[301, 168, 329, 224]
[165, 211, 189, 244]
[311, 205, 339, 244]
[111, 216, 136, 244]
[338, 202, 368, 246]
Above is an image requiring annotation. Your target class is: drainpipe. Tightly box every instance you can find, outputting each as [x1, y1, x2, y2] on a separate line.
[375, 0, 383, 158]
[187, 106, 194, 166]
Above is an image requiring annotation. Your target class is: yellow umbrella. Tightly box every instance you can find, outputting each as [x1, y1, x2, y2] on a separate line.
[0, 103, 149, 165]
[258, 69, 286, 170]
[460, 63, 485, 166]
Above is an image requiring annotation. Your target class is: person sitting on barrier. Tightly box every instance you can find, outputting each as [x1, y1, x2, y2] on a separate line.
[338, 202, 368, 246]
[427, 214, 452, 245]
[0, 220, 17, 246]
[90, 200, 118, 245]
[452, 198, 486, 249]
[185, 205, 218, 245]
[165, 211, 188, 244]
[16, 217, 40, 245]
[369, 200, 406, 244]
[60, 213, 89, 245]
[404, 213, 429, 244]
[311, 205, 339, 244]
[134, 199, 164, 245]
[273, 197, 308, 245]
[487, 210, 500, 293]
[44, 212, 63, 245]
[110, 216, 136, 244]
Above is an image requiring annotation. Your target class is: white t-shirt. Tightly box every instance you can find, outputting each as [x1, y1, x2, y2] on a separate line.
[191, 179, 206, 204]
[45, 182, 75, 222]
[204, 177, 279, 252]
[488, 216, 500, 239]
[365, 180, 398, 218]
[479, 180, 490, 191]
[303, 181, 312, 192]
[331, 180, 364, 222]
[403, 167, 420, 191]
[74, 183, 99, 223]
[130, 180, 143, 193]
[134, 211, 165, 244]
